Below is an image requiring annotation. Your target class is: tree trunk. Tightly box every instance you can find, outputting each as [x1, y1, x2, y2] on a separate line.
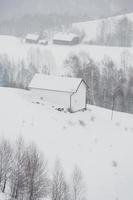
[111, 96, 115, 120]
[2, 178, 7, 193]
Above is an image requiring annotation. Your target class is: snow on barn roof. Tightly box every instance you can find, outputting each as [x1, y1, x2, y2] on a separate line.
[26, 33, 40, 41]
[53, 32, 78, 42]
[29, 74, 83, 93]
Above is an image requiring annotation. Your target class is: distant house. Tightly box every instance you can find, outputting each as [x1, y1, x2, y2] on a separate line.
[29, 74, 88, 112]
[25, 33, 41, 44]
[38, 39, 48, 45]
[53, 32, 79, 45]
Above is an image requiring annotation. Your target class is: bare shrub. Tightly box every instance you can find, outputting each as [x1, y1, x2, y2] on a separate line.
[0, 138, 13, 193]
[70, 166, 86, 200]
[25, 143, 50, 200]
[52, 159, 70, 200]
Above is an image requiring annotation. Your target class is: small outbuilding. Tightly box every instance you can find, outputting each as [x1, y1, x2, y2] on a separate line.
[25, 33, 41, 44]
[29, 74, 88, 112]
[53, 32, 79, 45]
[38, 39, 48, 45]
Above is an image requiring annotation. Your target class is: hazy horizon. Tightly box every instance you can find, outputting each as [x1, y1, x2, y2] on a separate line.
[0, 0, 133, 20]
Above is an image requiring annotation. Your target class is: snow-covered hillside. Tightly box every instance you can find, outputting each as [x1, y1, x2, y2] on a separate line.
[72, 12, 133, 43]
[0, 87, 133, 200]
[0, 35, 133, 74]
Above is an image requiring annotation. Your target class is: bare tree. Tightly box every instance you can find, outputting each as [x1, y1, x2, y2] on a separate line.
[25, 143, 50, 200]
[120, 50, 132, 73]
[10, 137, 26, 199]
[116, 17, 133, 47]
[0, 138, 13, 193]
[111, 79, 127, 120]
[52, 159, 69, 200]
[71, 166, 86, 200]
[97, 19, 107, 45]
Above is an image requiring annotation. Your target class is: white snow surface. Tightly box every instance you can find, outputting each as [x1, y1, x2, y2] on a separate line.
[0, 192, 10, 200]
[29, 73, 82, 92]
[0, 87, 133, 200]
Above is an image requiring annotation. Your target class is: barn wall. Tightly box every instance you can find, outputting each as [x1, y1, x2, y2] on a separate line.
[26, 39, 38, 44]
[53, 40, 71, 45]
[53, 38, 79, 45]
[71, 82, 86, 112]
[30, 88, 71, 108]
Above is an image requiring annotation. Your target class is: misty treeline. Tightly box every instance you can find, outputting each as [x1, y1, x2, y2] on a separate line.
[1, 47, 133, 114]
[89, 16, 133, 47]
[0, 14, 88, 37]
[64, 52, 133, 114]
[0, 137, 86, 200]
[0, 48, 54, 89]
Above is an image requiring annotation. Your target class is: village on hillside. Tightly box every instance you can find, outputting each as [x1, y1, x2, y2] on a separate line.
[24, 30, 81, 46]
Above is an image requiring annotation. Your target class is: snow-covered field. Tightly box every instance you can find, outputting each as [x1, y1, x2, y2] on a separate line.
[0, 12, 133, 199]
[0, 87, 133, 200]
[0, 35, 133, 74]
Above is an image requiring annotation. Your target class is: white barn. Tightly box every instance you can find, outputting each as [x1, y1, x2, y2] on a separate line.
[53, 32, 79, 45]
[29, 74, 88, 112]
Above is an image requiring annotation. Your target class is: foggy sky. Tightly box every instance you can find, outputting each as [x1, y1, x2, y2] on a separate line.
[0, 0, 132, 19]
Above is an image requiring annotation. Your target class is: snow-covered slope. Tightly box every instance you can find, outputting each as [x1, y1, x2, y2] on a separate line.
[0, 87, 133, 200]
[72, 12, 133, 43]
[0, 35, 133, 74]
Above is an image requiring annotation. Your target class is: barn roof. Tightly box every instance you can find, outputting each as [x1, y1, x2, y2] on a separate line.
[53, 32, 78, 42]
[29, 74, 83, 93]
[26, 33, 40, 41]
